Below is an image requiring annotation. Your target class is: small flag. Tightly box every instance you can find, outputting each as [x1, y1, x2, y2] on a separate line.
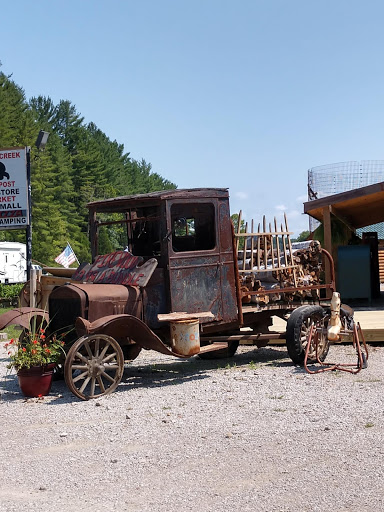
[55, 243, 78, 268]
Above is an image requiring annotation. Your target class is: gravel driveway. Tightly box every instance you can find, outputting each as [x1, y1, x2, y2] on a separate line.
[0, 341, 383, 512]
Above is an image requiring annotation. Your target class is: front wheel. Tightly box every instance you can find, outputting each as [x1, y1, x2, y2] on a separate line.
[64, 334, 124, 400]
[286, 305, 329, 365]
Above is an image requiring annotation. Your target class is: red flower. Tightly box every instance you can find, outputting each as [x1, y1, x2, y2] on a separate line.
[40, 335, 46, 340]
[4, 343, 8, 348]
[45, 348, 51, 354]
[22, 348, 26, 352]
[31, 349, 37, 355]
[33, 340, 38, 345]
[9, 339, 14, 345]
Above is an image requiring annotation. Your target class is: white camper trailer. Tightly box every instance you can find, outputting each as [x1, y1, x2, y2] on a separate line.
[0, 242, 27, 284]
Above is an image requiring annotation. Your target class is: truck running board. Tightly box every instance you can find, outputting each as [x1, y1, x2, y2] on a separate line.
[198, 342, 230, 354]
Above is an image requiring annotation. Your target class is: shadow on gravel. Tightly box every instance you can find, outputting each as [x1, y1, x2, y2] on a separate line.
[116, 346, 297, 393]
[0, 346, 301, 404]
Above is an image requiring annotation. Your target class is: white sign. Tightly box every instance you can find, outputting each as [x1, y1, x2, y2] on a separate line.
[0, 147, 29, 229]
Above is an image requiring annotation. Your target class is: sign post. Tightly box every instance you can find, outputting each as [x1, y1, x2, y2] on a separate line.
[0, 146, 31, 277]
[26, 147, 32, 281]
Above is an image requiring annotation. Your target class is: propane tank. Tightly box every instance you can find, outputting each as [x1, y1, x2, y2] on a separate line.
[327, 291, 342, 342]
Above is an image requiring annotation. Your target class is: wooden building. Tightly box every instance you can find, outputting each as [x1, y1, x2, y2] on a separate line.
[304, 181, 384, 301]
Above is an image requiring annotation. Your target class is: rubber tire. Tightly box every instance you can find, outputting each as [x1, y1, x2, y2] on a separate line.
[198, 340, 239, 360]
[286, 305, 329, 365]
[122, 344, 142, 362]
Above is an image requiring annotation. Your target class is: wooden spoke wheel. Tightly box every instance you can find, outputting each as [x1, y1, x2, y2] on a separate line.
[64, 334, 124, 400]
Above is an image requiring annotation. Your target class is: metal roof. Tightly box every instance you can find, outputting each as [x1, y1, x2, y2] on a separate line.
[87, 188, 229, 211]
[304, 181, 384, 229]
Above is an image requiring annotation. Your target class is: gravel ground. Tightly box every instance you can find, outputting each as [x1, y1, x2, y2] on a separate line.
[0, 341, 383, 512]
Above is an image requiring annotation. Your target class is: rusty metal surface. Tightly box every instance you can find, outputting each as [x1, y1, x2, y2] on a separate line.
[75, 314, 190, 358]
[49, 283, 142, 324]
[142, 268, 167, 330]
[87, 188, 229, 213]
[231, 219, 244, 326]
[169, 259, 222, 319]
[0, 308, 49, 330]
[72, 251, 158, 287]
[200, 333, 284, 342]
[304, 322, 369, 374]
[320, 248, 336, 292]
[167, 198, 237, 324]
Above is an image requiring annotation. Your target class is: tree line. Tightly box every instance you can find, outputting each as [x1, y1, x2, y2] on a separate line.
[0, 68, 175, 265]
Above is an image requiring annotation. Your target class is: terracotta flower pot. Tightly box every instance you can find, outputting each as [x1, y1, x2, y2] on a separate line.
[17, 363, 56, 398]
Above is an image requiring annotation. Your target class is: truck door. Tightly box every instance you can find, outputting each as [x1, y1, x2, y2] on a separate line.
[167, 199, 237, 323]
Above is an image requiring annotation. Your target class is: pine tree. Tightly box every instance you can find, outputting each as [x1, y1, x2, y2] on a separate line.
[1, 69, 177, 263]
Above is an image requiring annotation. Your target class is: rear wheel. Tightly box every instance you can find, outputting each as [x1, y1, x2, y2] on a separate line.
[121, 343, 142, 362]
[64, 334, 124, 400]
[286, 305, 329, 365]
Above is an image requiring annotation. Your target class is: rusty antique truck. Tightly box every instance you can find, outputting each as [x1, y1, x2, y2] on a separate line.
[1, 188, 358, 399]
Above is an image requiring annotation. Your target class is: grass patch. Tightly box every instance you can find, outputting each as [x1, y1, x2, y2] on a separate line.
[365, 422, 374, 428]
[0, 306, 23, 341]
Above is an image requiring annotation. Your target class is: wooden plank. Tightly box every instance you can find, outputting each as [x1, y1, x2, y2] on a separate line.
[285, 213, 297, 287]
[236, 231, 294, 236]
[242, 222, 248, 271]
[281, 223, 289, 268]
[158, 311, 214, 322]
[236, 210, 242, 254]
[250, 219, 255, 271]
[274, 217, 281, 273]
[323, 205, 332, 297]
[198, 343, 229, 353]
[238, 265, 297, 273]
[269, 222, 275, 269]
[263, 216, 268, 269]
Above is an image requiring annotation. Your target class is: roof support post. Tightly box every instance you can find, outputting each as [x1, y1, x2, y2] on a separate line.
[323, 206, 332, 298]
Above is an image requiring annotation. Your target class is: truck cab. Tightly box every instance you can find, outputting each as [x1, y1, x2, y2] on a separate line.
[87, 188, 239, 332]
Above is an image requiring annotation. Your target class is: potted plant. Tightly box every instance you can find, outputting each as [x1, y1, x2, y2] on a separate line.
[5, 318, 66, 397]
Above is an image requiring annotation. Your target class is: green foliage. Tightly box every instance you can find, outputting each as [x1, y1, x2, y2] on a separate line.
[313, 218, 354, 246]
[0, 66, 176, 265]
[292, 230, 310, 242]
[231, 213, 246, 249]
[0, 283, 23, 300]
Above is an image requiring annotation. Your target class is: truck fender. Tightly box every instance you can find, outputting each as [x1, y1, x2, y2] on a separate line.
[75, 314, 189, 358]
[0, 307, 49, 331]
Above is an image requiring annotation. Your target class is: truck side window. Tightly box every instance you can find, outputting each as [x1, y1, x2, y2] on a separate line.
[171, 203, 216, 252]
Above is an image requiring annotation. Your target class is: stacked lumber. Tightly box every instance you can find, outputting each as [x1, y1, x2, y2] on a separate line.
[235, 212, 323, 305]
[379, 248, 384, 283]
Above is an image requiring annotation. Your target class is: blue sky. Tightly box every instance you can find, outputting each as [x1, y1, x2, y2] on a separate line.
[2, 0, 384, 236]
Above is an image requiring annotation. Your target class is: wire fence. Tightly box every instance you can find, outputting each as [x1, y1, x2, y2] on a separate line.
[307, 160, 384, 233]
